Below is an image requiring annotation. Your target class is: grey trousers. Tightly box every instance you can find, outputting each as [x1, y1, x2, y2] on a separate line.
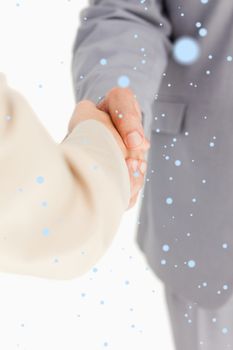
[164, 284, 233, 350]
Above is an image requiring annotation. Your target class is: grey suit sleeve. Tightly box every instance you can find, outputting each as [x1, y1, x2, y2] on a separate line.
[71, 0, 173, 136]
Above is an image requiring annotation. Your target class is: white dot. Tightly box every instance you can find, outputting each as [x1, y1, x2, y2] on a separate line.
[162, 244, 170, 252]
[117, 75, 130, 88]
[222, 327, 228, 334]
[173, 36, 200, 65]
[175, 159, 182, 166]
[166, 197, 173, 205]
[199, 28, 208, 37]
[227, 56, 232, 62]
[100, 58, 107, 65]
[188, 260, 196, 268]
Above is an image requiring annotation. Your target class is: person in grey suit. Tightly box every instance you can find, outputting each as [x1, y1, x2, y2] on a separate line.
[70, 0, 233, 348]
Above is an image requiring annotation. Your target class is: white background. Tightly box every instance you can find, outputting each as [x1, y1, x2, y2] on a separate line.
[0, 1, 175, 349]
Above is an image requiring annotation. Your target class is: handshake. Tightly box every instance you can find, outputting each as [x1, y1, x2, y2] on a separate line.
[65, 87, 151, 210]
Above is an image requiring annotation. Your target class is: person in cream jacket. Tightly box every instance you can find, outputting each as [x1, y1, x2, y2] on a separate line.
[0, 72, 148, 281]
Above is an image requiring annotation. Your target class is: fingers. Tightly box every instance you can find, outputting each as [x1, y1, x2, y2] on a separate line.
[97, 87, 151, 151]
[125, 157, 147, 210]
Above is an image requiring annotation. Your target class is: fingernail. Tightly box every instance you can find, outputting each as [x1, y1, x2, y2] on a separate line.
[140, 161, 147, 174]
[132, 160, 139, 171]
[125, 131, 143, 148]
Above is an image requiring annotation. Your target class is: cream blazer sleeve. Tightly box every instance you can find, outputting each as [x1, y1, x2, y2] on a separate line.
[0, 72, 131, 280]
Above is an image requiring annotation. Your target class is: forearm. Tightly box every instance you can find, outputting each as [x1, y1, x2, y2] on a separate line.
[71, 0, 173, 136]
[0, 74, 130, 280]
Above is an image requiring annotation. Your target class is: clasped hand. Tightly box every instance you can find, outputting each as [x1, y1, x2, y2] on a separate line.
[64, 87, 151, 210]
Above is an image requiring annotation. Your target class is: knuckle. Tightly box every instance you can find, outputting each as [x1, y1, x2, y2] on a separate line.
[108, 87, 120, 97]
[108, 86, 134, 99]
[121, 87, 134, 96]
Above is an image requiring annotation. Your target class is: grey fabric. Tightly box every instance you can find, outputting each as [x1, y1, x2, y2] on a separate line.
[164, 284, 233, 350]
[71, 0, 233, 309]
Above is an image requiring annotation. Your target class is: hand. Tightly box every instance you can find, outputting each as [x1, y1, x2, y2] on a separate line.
[96, 87, 150, 151]
[64, 99, 150, 210]
[96, 87, 151, 209]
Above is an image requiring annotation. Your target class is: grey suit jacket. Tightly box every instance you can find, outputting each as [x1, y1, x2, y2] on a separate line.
[71, 0, 232, 309]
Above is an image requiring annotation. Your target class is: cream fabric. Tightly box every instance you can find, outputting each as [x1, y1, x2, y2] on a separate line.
[0, 72, 130, 280]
